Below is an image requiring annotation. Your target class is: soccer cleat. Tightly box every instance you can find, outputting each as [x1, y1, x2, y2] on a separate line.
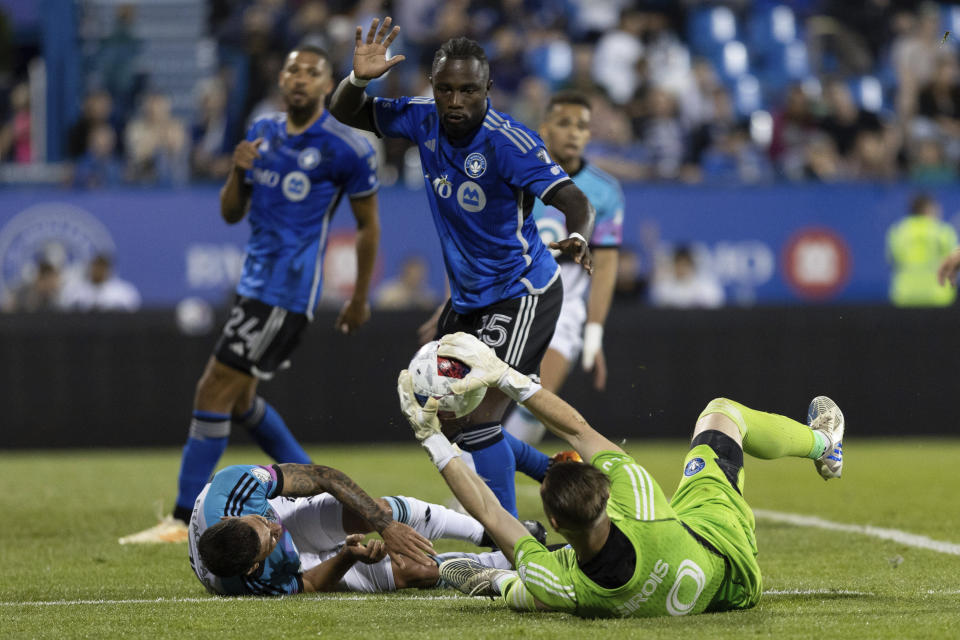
[807, 396, 844, 480]
[440, 558, 516, 597]
[118, 515, 188, 545]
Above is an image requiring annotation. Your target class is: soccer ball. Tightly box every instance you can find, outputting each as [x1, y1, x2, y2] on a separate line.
[408, 340, 487, 419]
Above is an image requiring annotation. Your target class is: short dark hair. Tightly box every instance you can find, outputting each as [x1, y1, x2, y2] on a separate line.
[547, 90, 592, 114]
[197, 519, 260, 577]
[540, 462, 610, 530]
[432, 37, 489, 81]
[286, 44, 331, 67]
[910, 193, 936, 215]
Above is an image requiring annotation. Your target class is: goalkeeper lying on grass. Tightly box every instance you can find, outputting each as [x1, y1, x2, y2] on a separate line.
[397, 332, 845, 618]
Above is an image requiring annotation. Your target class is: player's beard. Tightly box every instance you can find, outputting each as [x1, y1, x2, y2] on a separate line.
[286, 96, 321, 128]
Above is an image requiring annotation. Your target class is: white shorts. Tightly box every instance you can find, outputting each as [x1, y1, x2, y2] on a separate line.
[548, 262, 589, 362]
[269, 493, 397, 592]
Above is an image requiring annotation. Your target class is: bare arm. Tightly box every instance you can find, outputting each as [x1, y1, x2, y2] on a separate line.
[522, 387, 624, 462]
[276, 464, 434, 566]
[219, 137, 261, 224]
[544, 183, 595, 272]
[335, 193, 381, 333]
[301, 534, 386, 592]
[438, 457, 532, 565]
[329, 16, 405, 132]
[583, 247, 619, 389]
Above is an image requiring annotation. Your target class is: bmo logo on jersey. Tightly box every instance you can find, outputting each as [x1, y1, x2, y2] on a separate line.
[457, 181, 486, 212]
[253, 168, 280, 187]
[282, 171, 311, 202]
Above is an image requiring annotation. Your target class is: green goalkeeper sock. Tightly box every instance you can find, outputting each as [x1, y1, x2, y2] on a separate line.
[698, 398, 827, 460]
[499, 574, 539, 612]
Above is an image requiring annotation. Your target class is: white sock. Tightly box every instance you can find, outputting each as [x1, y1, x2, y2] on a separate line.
[503, 405, 546, 444]
[385, 495, 484, 544]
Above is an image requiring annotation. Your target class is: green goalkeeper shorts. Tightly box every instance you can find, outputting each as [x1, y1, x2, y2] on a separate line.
[669, 443, 763, 611]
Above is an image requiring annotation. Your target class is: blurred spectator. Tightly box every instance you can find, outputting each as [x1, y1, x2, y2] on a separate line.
[848, 130, 898, 181]
[5, 261, 62, 312]
[510, 77, 550, 130]
[699, 123, 773, 185]
[72, 124, 124, 189]
[191, 77, 233, 181]
[564, 44, 599, 94]
[915, 54, 960, 157]
[125, 93, 189, 186]
[0, 81, 31, 163]
[60, 253, 141, 312]
[818, 78, 883, 159]
[650, 245, 725, 309]
[68, 90, 114, 159]
[802, 133, 845, 183]
[908, 137, 958, 185]
[374, 256, 438, 310]
[584, 95, 647, 181]
[679, 58, 721, 128]
[568, 0, 632, 42]
[892, 2, 944, 120]
[613, 247, 648, 303]
[639, 11, 691, 97]
[770, 84, 818, 180]
[637, 87, 685, 180]
[886, 194, 958, 307]
[684, 87, 738, 174]
[592, 9, 644, 104]
[90, 4, 143, 124]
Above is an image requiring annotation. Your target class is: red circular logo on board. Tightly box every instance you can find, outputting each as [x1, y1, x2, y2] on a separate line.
[781, 227, 852, 300]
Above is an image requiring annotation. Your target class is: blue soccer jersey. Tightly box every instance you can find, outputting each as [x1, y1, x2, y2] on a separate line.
[372, 97, 570, 312]
[188, 464, 304, 596]
[238, 111, 379, 317]
[531, 161, 624, 252]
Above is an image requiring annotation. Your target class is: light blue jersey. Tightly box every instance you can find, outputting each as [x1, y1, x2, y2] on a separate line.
[239, 111, 378, 318]
[372, 97, 570, 313]
[188, 464, 304, 596]
[532, 160, 624, 252]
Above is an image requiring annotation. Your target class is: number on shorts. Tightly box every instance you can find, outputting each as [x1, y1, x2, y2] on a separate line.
[479, 313, 512, 348]
[223, 306, 262, 354]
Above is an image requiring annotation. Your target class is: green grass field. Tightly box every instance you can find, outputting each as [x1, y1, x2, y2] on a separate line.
[2, 439, 958, 639]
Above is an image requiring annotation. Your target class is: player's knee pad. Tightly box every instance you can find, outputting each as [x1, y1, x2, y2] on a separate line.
[697, 398, 747, 437]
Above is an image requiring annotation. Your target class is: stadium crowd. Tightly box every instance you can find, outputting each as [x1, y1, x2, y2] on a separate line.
[3, 0, 960, 187]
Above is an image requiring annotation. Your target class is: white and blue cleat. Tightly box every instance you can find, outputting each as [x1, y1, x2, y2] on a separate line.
[807, 396, 844, 480]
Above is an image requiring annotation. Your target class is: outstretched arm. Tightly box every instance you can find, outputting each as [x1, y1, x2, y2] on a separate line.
[938, 247, 960, 286]
[329, 16, 405, 131]
[544, 183, 595, 273]
[397, 373, 530, 563]
[276, 464, 433, 567]
[437, 332, 624, 461]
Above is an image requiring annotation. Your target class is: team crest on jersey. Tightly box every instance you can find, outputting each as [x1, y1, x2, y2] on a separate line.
[251, 467, 271, 483]
[282, 171, 311, 202]
[684, 457, 705, 477]
[457, 181, 486, 212]
[536, 147, 551, 164]
[464, 153, 487, 178]
[297, 147, 320, 170]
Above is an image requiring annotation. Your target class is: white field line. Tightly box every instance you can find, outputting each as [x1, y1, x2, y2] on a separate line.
[754, 509, 960, 556]
[0, 589, 892, 608]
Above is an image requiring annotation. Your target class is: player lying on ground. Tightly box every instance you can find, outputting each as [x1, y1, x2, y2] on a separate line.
[189, 462, 524, 595]
[397, 332, 845, 618]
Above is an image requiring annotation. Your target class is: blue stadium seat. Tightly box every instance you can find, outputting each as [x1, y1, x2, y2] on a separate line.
[714, 40, 751, 82]
[734, 74, 763, 117]
[747, 4, 800, 58]
[849, 75, 885, 113]
[757, 40, 810, 97]
[688, 6, 738, 57]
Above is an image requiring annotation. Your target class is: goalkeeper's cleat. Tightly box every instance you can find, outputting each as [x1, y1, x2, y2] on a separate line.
[118, 515, 188, 544]
[807, 396, 844, 480]
[550, 450, 583, 465]
[440, 558, 516, 597]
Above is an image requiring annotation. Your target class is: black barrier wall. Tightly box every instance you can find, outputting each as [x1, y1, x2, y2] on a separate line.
[2, 305, 958, 448]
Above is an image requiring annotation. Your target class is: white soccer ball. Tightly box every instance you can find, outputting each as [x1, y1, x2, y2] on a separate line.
[408, 340, 487, 418]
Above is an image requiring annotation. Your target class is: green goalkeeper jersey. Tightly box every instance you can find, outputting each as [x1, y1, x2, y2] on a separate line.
[512, 451, 727, 618]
